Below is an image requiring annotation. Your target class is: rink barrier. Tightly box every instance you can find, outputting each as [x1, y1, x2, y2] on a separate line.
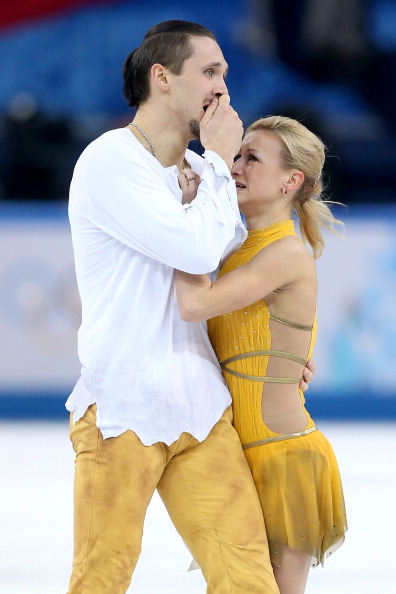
[1, 203, 395, 421]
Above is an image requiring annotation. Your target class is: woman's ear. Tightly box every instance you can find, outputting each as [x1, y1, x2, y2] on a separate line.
[288, 170, 304, 192]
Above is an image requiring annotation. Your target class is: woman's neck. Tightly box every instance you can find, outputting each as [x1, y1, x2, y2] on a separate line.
[244, 210, 292, 231]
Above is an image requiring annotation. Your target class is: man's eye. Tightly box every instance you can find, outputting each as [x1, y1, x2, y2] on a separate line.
[206, 69, 214, 77]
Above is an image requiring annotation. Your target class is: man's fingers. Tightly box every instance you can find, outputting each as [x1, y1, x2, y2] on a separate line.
[199, 94, 242, 168]
[202, 94, 232, 123]
[201, 96, 219, 123]
[217, 93, 230, 108]
[302, 367, 314, 384]
[299, 378, 309, 392]
[306, 358, 316, 375]
[299, 358, 316, 392]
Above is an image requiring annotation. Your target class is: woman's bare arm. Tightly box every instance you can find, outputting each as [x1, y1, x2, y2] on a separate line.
[175, 236, 307, 322]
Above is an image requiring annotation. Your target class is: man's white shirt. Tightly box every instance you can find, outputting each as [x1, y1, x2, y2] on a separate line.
[67, 128, 246, 445]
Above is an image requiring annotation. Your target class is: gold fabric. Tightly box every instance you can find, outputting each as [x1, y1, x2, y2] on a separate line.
[67, 405, 279, 593]
[208, 220, 347, 567]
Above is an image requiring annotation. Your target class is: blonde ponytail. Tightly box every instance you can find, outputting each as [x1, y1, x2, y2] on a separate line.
[295, 197, 343, 259]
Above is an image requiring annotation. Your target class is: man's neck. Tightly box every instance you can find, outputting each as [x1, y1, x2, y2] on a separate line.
[128, 107, 190, 170]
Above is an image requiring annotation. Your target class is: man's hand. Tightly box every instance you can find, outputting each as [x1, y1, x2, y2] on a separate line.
[200, 94, 243, 170]
[299, 358, 316, 392]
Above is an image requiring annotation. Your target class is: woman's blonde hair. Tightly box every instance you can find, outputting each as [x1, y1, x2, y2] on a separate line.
[246, 115, 344, 258]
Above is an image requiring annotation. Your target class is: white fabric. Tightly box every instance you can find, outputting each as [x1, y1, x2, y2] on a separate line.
[66, 128, 247, 445]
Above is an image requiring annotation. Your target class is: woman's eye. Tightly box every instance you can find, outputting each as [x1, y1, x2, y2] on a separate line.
[249, 155, 258, 161]
[234, 154, 241, 162]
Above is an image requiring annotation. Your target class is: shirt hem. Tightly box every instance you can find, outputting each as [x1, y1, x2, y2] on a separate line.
[65, 398, 231, 446]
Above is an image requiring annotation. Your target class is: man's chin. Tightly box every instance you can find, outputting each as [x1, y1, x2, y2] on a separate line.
[188, 119, 200, 140]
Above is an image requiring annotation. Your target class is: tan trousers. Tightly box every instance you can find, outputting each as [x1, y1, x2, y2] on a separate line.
[67, 405, 278, 594]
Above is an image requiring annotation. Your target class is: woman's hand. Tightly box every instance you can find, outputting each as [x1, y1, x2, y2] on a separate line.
[178, 169, 201, 204]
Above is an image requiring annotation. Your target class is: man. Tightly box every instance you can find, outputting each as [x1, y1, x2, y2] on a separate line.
[66, 20, 311, 593]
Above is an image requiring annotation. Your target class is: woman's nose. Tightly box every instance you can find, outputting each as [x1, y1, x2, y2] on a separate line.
[231, 158, 243, 177]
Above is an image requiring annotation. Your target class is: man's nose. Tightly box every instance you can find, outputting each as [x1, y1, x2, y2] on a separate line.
[214, 77, 228, 96]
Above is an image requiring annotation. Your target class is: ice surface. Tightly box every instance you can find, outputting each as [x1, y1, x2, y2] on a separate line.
[1, 421, 394, 593]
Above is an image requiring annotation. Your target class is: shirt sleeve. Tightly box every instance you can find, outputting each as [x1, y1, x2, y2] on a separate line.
[82, 133, 247, 274]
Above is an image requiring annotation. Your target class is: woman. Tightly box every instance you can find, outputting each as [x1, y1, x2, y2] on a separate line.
[175, 115, 347, 594]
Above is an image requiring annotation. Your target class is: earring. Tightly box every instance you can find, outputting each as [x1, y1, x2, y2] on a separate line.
[282, 187, 288, 195]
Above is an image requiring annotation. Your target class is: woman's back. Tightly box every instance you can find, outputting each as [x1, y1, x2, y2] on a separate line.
[207, 219, 318, 445]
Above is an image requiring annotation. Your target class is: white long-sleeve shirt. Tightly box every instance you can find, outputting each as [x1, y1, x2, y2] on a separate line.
[66, 127, 247, 445]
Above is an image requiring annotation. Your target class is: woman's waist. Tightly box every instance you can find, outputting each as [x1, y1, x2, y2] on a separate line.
[233, 405, 317, 449]
[230, 383, 316, 447]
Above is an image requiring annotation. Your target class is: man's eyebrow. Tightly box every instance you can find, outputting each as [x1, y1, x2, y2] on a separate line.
[203, 62, 229, 77]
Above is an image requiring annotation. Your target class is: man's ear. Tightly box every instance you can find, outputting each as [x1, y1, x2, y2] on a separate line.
[150, 63, 170, 93]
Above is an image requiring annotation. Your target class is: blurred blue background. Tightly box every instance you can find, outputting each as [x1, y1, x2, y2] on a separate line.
[0, 0, 395, 420]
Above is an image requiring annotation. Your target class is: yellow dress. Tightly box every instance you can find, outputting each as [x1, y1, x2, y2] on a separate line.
[207, 220, 347, 568]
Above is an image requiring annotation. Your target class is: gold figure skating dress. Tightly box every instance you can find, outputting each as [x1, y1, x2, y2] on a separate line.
[208, 220, 347, 567]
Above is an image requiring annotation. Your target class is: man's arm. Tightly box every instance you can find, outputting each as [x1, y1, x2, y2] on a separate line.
[78, 136, 245, 274]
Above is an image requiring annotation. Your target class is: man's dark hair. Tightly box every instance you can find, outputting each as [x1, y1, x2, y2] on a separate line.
[123, 20, 217, 109]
